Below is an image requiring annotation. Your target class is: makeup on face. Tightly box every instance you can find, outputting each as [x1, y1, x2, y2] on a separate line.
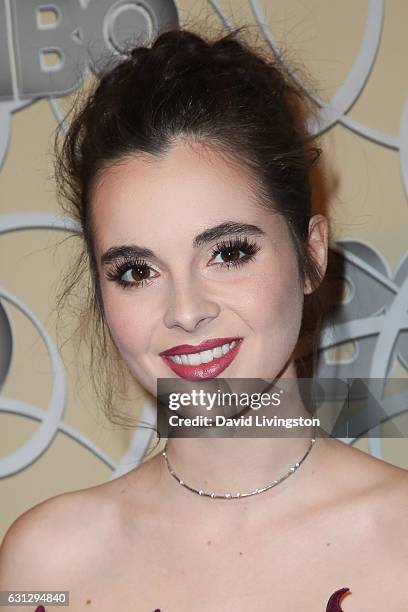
[93, 142, 305, 395]
[100, 223, 264, 290]
[159, 337, 244, 380]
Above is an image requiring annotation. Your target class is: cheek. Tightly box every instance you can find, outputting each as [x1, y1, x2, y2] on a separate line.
[101, 290, 151, 359]
[240, 254, 303, 332]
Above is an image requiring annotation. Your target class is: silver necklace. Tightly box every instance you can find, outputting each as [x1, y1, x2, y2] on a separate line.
[162, 429, 317, 500]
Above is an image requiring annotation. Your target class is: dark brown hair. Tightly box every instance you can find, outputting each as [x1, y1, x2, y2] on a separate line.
[53, 24, 327, 432]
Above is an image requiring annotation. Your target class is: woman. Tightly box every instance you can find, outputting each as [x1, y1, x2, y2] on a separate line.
[0, 26, 407, 612]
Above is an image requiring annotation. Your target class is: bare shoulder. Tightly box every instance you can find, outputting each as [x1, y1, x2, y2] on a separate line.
[329, 434, 407, 475]
[0, 453, 161, 593]
[0, 489, 99, 590]
[323, 436, 408, 499]
[321, 436, 408, 551]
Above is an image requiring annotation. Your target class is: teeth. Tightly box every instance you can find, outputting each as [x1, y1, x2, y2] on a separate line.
[187, 352, 201, 366]
[167, 340, 239, 366]
[199, 349, 214, 363]
[213, 345, 223, 358]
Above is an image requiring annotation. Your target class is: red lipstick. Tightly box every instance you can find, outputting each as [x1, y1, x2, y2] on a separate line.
[159, 338, 243, 380]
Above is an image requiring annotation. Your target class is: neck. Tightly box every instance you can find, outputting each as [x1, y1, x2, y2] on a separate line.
[159, 367, 318, 511]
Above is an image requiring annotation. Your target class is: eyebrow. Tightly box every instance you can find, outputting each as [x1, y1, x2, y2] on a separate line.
[100, 221, 266, 266]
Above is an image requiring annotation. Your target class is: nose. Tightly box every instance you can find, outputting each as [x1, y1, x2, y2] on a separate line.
[163, 276, 220, 332]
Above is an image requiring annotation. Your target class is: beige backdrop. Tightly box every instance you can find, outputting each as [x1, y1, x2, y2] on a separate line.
[1, 0, 407, 541]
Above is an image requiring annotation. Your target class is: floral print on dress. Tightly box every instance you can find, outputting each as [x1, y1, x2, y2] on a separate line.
[34, 588, 351, 611]
[326, 587, 351, 611]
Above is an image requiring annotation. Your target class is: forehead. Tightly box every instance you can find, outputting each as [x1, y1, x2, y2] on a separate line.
[91, 140, 281, 250]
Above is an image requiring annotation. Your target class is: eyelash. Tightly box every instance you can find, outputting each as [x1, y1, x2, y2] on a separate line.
[105, 236, 261, 290]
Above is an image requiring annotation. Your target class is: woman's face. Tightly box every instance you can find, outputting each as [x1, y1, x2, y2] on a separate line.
[92, 141, 319, 398]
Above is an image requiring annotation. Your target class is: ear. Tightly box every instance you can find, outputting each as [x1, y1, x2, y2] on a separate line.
[303, 214, 329, 295]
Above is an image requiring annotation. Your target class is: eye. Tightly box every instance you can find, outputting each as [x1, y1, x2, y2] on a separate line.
[105, 236, 261, 290]
[210, 236, 260, 269]
[106, 258, 159, 289]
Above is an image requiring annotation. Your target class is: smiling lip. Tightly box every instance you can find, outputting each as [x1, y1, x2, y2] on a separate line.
[159, 338, 243, 380]
[159, 337, 242, 356]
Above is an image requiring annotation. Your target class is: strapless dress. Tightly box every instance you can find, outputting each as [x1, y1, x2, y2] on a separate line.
[34, 587, 350, 611]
